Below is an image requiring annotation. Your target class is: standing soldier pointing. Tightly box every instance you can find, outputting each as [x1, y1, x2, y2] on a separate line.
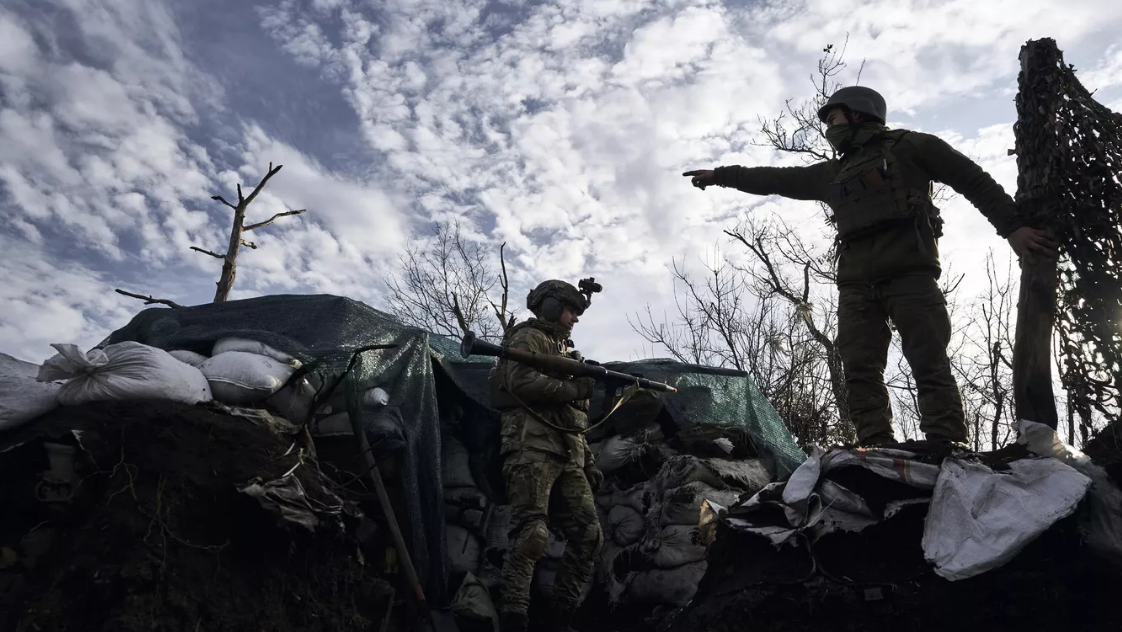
[684, 86, 1056, 447]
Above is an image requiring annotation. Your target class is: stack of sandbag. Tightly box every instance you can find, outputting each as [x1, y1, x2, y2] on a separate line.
[443, 432, 489, 576]
[194, 338, 301, 407]
[590, 427, 773, 609]
[37, 342, 212, 407]
[0, 352, 63, 432]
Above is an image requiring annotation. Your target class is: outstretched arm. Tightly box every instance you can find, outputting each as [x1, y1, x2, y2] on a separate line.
[683, 162, 832, 202]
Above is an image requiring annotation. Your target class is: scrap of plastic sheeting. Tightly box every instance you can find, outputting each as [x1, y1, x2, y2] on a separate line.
[922, 457, 1090, 581]
[239, 473, 344, 531]
[822, 448, 941, 489]
[1018, 419, 1122, 563]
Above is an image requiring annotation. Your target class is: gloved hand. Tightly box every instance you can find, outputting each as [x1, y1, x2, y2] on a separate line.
[571, 376, 596, 400]
[584, 463, 603, 493]
[569, 349, 584, 363]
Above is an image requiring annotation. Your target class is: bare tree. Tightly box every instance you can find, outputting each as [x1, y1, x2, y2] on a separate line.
[116, 162, 305, 308]
[201, 163, 307, 302]
[630, 233, 852, 447]
[386, 221, 513, 340]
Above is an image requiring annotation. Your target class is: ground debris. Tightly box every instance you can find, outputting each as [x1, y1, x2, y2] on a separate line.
[0, 401, 393, 632]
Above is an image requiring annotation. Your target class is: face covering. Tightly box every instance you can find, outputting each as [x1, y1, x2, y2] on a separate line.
[825, 122, 888, 154]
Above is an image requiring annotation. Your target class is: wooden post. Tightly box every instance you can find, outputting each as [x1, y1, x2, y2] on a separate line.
[1011, 39, 1062, 429]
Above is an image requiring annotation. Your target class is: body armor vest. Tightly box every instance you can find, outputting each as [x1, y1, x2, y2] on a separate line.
[828, 130, 942, 241]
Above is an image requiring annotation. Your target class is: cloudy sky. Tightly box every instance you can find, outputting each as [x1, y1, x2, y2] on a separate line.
[1, 0, 1121, 364]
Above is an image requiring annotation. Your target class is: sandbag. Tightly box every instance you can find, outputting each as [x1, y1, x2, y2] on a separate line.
[266, 375, 317, 422]
[199, 351, 294, 405]
[445, 486, 488, 510]
[452, 572, 498, 629]
[443, 434, 476, 488]
[641, 525, 706, 568]
[168, 350, 208, 367]
[626, 561, 707, 605]
[608, 505, 645, 546]
[0, 375, 60, 431]
[212, 337, 300, 367]
[1, 352, 40, 377]
[596, 435, 643, 473]
[596, 482, 651, 515]
[660, 482, 742, 527]
[654, 455, 770, 495]
[39, 342, 212, 406]
[447, 524, 482, 574]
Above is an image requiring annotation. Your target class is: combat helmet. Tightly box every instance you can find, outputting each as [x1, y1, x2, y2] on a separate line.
[526, 279, 595, 322]
[817, 86, 887, 124]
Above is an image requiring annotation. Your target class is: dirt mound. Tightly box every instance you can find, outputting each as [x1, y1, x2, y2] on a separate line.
[0, 401, 393, 632]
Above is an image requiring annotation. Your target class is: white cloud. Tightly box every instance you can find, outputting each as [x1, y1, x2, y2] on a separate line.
[3, 0, 1122, 375]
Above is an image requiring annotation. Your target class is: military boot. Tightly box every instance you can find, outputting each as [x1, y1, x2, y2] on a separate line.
[500, 610, 528, 632]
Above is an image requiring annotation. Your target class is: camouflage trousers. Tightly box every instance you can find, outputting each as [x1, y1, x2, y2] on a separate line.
[837, 274, 967, 444]
[499, 449, 603, 616]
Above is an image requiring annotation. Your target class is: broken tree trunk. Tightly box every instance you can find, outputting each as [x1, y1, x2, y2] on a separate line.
[200, 163, 306, 303]
[1011, 39, 1062, 429]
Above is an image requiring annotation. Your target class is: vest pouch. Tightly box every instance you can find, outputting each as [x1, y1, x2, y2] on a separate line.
[829, 134, 916, 240]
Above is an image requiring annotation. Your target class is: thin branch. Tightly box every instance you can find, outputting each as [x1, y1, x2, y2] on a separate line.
[190, 246, 224, 259]
[243, 209, 306, 231]
[242, 163, 282, 208]
[211, 196, 237, 210]
[115, 289, 184, 309]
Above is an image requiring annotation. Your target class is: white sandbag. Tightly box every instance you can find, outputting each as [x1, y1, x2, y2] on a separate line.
[596, 435, 642, 473]
[608, 505, 645, 546]
[641, 525, 706, 568]
[0, 376, 60, 431]
[443, 434, 476, 488]
[168, 350, 208, 367]
[452, 572, 498, 629]
[39, 342, 212, 406]
[211, 337, 300, 367]
[0, 352, 40, 378]
[922, 457, 1090, 581]
[626, 561, 707, 605]
[199, 351, 294, 405]
[266, 375, 317, 422]
[659, 482, 742, 527]
[447, 524, 482, 574]
[363, 387, 389, 407]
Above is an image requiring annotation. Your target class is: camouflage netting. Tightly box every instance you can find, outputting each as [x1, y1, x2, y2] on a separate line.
[1015, 38, 1122, 424]
[434, 348, 806, 480]
[101, 295, 451, 605]
[100, 295, 806, 605]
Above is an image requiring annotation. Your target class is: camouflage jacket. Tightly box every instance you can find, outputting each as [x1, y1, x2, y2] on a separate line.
[711, 129, 1024, 284]
[496, 319, 593, 466]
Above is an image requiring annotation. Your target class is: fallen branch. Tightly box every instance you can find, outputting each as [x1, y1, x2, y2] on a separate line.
[115, 289, 183, 309]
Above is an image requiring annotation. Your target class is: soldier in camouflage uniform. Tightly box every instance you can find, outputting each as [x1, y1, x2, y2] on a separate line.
[491, 280, 604, 632]
[684, 86, 1056, 446]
